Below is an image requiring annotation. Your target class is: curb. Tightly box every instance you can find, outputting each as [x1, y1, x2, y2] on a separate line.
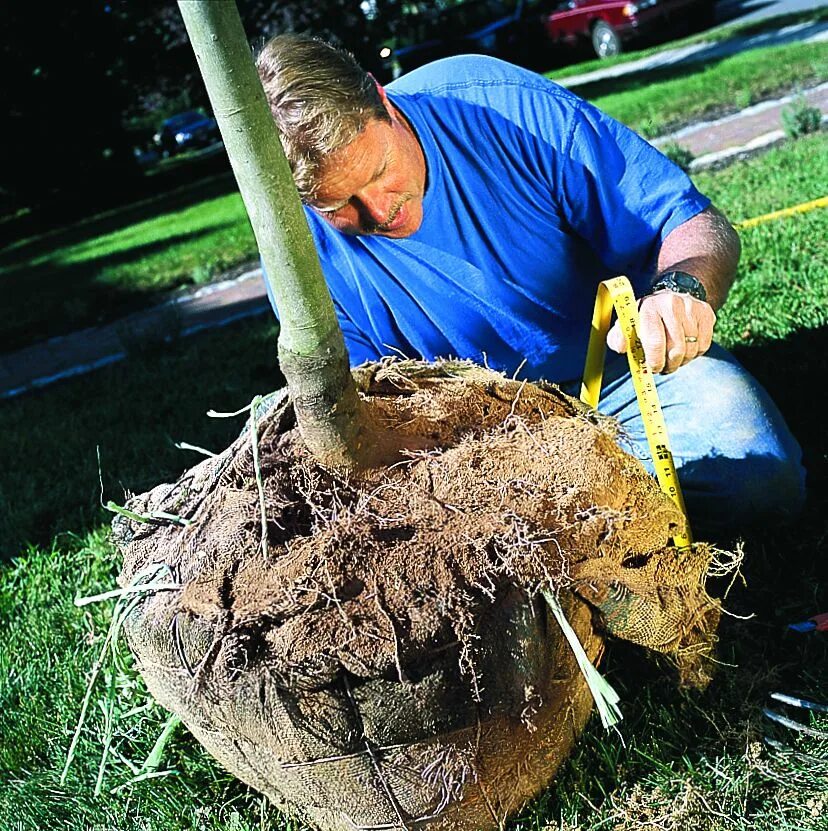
[652, 82, 828, 170]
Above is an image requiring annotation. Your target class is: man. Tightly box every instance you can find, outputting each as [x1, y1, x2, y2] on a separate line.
[256, 33, 804, 536]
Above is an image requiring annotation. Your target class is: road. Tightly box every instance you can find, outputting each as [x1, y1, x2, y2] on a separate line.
[557, 0, 828, 87]
[717, 0, 828, 26]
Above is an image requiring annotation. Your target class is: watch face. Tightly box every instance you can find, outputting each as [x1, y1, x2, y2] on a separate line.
[653, 271, 706, 301]
[674, 273, 698, 290]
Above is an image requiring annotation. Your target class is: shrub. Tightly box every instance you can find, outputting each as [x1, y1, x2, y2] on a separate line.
[781, 96, 823, 139]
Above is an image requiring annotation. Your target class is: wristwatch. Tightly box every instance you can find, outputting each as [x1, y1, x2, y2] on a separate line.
[650, 270, 707, 302]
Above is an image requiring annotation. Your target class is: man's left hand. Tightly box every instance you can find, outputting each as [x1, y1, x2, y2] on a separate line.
[606, 290, 716, 374]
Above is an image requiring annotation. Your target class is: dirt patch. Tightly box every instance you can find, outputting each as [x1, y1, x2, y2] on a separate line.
[113, 360, 722, 830]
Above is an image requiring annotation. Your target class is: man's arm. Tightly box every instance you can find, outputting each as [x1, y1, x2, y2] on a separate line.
[607, 205, 741, 373]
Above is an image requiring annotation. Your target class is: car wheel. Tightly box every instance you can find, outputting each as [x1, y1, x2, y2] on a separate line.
[591, 20, 621, 59]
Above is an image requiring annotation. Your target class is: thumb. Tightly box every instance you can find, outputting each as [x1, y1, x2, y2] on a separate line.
[606, 320, 627, 354]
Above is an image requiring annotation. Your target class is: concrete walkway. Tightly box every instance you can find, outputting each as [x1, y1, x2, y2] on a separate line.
[0, 270, 269, 399]
[2, 83, 827, 401]
[653, 82, 828, 169]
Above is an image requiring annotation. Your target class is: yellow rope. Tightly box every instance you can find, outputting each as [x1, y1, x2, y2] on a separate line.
[735, 196, 828, 230]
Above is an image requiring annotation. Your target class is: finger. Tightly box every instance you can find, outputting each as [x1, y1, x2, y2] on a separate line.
[681, 331, 701, 365]
[606, 320, 627, 354]
[662, 309, 689, 373]
[637, 303, 668, 373]
[697, 306, 716, 354]
[682, 300, 716, 362]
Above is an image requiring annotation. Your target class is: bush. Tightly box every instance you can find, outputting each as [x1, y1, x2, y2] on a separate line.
[781, 95, 823, 138]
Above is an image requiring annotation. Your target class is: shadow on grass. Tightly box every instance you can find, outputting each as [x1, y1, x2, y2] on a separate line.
[0, 221, 247, 353]
[0, 147, 235, 250]
[0, 171, 237, 266]
[731, 325, 828, 487]
[0, 314, 284, 561]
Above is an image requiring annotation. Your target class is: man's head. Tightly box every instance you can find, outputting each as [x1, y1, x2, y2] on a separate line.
[256, 33, 426, 238]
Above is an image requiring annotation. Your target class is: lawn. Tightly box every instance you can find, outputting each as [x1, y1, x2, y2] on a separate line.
[0, 174, 257, 354]
[1, 10, 825, 355]
[581, 39, 828, 138]
[1, 133, 826, 830]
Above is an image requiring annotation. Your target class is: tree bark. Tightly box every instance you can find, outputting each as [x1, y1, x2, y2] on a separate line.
[176, 0, 372, 472]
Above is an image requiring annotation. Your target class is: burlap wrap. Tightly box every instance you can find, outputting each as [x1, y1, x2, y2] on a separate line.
[113, 361, 721, 830]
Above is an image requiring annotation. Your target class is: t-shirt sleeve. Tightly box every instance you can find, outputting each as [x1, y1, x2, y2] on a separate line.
[557, 100, 710, 282]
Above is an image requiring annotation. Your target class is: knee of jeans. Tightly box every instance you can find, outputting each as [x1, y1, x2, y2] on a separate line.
[682, 451, 806, 538]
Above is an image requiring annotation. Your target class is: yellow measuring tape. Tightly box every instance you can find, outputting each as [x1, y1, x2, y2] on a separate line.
[580, 276, 692, 549]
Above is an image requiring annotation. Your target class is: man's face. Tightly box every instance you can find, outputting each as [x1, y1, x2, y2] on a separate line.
[308, 104, 426, 239]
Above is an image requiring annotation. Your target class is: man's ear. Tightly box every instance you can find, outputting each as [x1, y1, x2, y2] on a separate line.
[368, 73, 392, 113]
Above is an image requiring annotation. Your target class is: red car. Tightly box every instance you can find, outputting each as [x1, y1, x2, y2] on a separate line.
[543, 0, 715, 59]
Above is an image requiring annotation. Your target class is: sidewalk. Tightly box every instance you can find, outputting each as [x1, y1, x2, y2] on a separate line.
[0, 269, 270, 399]
[2, 85, 826, 401]
[653, 82, 828, 169]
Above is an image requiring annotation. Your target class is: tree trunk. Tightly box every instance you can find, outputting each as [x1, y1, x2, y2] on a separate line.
[176, 0, 373, 473]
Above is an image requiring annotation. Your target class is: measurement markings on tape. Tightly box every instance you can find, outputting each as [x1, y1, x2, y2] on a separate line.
[581, 276, 692, 549]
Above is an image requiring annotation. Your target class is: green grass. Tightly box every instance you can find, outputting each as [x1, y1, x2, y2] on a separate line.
[0, 321, 289, 830]
[1, 134, 827, 830]
[0, 175, 256, 352]
[545, 6, 828, 81]
[0, 318, 283, 557]
[0, 529, 300, 831]
[699, 133, 828, 344]
[581, 39, 828, 137]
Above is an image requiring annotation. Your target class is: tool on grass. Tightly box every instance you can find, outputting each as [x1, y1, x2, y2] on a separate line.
[764, 692, 828, 741]
[788, 611, 828, 633]
[581, 276, 692, 549]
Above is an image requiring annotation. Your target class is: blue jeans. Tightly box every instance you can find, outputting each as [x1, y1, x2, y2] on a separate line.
[561, 344, 806, 539]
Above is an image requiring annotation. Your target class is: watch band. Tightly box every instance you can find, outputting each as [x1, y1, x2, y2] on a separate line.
[650, 270, 707, 302]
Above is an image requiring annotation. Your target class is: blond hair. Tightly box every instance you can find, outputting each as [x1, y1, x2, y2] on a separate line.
[256, 33, 389, 200]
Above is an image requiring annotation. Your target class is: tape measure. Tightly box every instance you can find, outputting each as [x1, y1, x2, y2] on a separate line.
[580, 276, 692, 549]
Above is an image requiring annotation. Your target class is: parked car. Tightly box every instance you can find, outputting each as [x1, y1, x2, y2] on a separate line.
[153, 110, 221, 157]
[543, 0, 715, 59]
[378, 0, 549, 81]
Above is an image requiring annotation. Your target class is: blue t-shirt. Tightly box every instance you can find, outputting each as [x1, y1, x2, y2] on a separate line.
[265, 55, 709, 383]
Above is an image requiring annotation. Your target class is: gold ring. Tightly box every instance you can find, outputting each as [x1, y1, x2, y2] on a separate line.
[685, 336, 698, 343]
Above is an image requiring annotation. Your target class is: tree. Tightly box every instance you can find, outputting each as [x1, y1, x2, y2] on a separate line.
[177, 0, 375, 471]
[0, 0, 402, 222]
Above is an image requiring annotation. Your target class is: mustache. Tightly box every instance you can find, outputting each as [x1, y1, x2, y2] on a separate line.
[367, 197, 407, 233]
